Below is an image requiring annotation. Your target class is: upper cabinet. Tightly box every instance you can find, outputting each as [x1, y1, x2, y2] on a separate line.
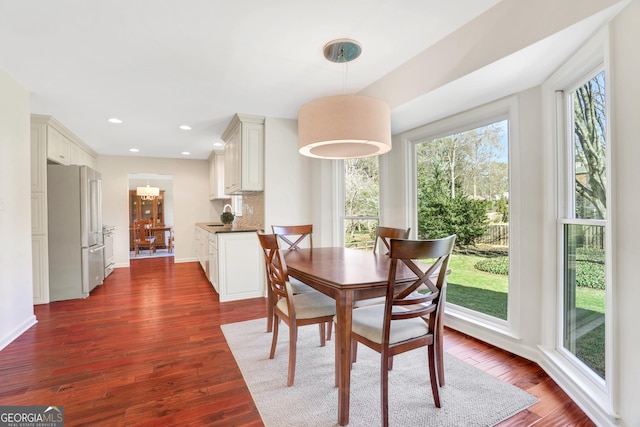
[31, 114, 98, 169]
[208, 151, 231, 200]
[221, 114, 265, 194]
[46, 126, 71, 165]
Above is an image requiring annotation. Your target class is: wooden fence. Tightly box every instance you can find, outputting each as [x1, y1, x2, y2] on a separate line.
[479, 223, 509, 246]
[479, 223, 604, 249]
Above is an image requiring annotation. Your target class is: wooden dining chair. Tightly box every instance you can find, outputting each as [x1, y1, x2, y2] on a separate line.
[354, 226, 413, 311]
[268, 225, 319, 332]
[133, 220, 156, 256]
[373, 226, 411, 255]
[257, 231, 336, 387]
[349, 235, 456, 427]
[167, 228, 174, 253]
[271, 224, 314, 252]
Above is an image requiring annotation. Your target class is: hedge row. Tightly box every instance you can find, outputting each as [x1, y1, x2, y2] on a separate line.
[474, 250, 605, 290]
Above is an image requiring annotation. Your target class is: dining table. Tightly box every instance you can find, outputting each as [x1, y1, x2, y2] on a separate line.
[284, 247, 420, 426]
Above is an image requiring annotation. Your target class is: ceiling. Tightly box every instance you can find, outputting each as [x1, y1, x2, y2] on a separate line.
[0, 0, 625, 160]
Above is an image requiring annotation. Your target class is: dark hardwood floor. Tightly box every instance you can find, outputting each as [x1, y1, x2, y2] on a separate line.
[0, 258, 594, 426]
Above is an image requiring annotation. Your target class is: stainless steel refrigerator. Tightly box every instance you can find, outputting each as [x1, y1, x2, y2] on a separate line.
[47, 164, 104, 301]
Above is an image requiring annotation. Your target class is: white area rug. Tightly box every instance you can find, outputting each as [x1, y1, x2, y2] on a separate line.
[221, 318, 537, 427]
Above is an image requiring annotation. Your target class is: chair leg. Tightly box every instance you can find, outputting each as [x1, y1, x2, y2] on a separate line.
[436, 333, 445, 387]
[266, 287, 274, 333]
[428, 344, 441, 408]
[351, 339, 358, 364]
[326, 322, 332, 341]
[381, 351, 390, 427]
[269, 317, 280, 359]
[288, 324, 298, 387]
[318, 323, 326, 347]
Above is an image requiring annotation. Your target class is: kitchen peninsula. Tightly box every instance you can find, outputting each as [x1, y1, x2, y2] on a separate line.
[195, 223, 265, 302]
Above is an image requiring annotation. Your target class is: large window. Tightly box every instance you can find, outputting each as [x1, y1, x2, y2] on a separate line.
[560, 69, 607, 379]
[344, 157, 379, 250]
[415, 119, 510, 320]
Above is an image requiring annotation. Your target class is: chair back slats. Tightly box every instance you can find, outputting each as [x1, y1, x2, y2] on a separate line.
[272, 225, 313, 251]
[257, 231, 295, 314]
[394, 256, 445, 299]
[373, 226, 410, 255]
[384, 235, 456, 337]
[133, 220, 154, 242]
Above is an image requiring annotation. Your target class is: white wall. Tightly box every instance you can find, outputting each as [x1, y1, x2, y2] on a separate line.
[609, 1, 640, 424]
[264, 118, 313, 231]
[0, 69, 37, 350]
[97, 155, 214, 266]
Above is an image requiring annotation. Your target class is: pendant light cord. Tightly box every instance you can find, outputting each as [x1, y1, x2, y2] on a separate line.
[341, 48, 348, 95]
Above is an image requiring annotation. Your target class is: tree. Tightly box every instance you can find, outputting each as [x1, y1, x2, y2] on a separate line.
[417, 149, 489, 246]
[415, 121, 507, 247]
[422, 123, 506, 201]
[496, 196, 509, 223]
[344, 157, 379, 241]
[573, 71, 606, 219]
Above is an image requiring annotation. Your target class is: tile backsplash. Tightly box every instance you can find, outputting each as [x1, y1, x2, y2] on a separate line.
[233, 192, 264, 230]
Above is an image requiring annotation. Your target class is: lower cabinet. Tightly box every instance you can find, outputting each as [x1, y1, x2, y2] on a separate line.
[208, 236, 218, 292]
[196, 226, 265, 302]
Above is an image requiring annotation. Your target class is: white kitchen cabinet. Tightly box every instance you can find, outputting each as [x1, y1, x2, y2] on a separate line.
[30, 115, 99, 305]
[221, 114, 264, 194]
[70, 142, 97, 169]
[46, 126, 71, 165]
[208, 152, 231, 200]
[31, 231, 49, 305]
[196, 225, 265, 302]
[32, 115, 98, 168]
[208, 235, 218, 292]
[213, 231, 264, 302]
[195, 226, 208, 273]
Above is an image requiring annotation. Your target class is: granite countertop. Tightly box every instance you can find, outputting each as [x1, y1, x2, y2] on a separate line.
[196, 222, 260, 234]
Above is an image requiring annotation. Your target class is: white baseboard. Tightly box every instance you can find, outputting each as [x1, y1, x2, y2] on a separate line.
[0, 314, 37, 351]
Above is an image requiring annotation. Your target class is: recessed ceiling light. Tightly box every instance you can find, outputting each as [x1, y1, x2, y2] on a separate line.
[179, 125, 192, 130]
[108, 118, 123, 124]
[213, 142, 223, 148]
[181, 151, 190, 155]
[129, 148, 139, 152]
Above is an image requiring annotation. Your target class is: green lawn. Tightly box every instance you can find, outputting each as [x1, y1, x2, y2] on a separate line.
[445, 253, 605, 317]
[446, 254, 509, 319]
[443, 252, 605, 377]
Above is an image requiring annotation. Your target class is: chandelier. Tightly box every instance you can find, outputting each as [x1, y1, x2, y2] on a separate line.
[137, 183, 159, 200]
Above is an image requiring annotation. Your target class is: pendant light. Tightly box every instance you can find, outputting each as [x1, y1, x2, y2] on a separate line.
[298, 39, 391, 159]
[137, 183, 159, 200]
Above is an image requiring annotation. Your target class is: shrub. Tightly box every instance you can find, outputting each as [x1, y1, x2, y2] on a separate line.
[475, 257, 509, 275]
[575, 261, 605, 290]
[472, 250, 605, 290]
[575, 247, 605, 290]
[576, 247, 605, 263]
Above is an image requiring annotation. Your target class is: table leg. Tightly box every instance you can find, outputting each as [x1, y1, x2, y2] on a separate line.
[336, 291, 353, 426]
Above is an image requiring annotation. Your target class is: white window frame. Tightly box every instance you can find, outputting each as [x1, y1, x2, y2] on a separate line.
[401, 95, 521, 340]
[540, 27, 616, 423]
[338, 157, 382, 249]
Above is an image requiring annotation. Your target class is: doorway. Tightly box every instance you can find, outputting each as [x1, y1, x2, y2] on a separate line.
[128, 174, 174, 259]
